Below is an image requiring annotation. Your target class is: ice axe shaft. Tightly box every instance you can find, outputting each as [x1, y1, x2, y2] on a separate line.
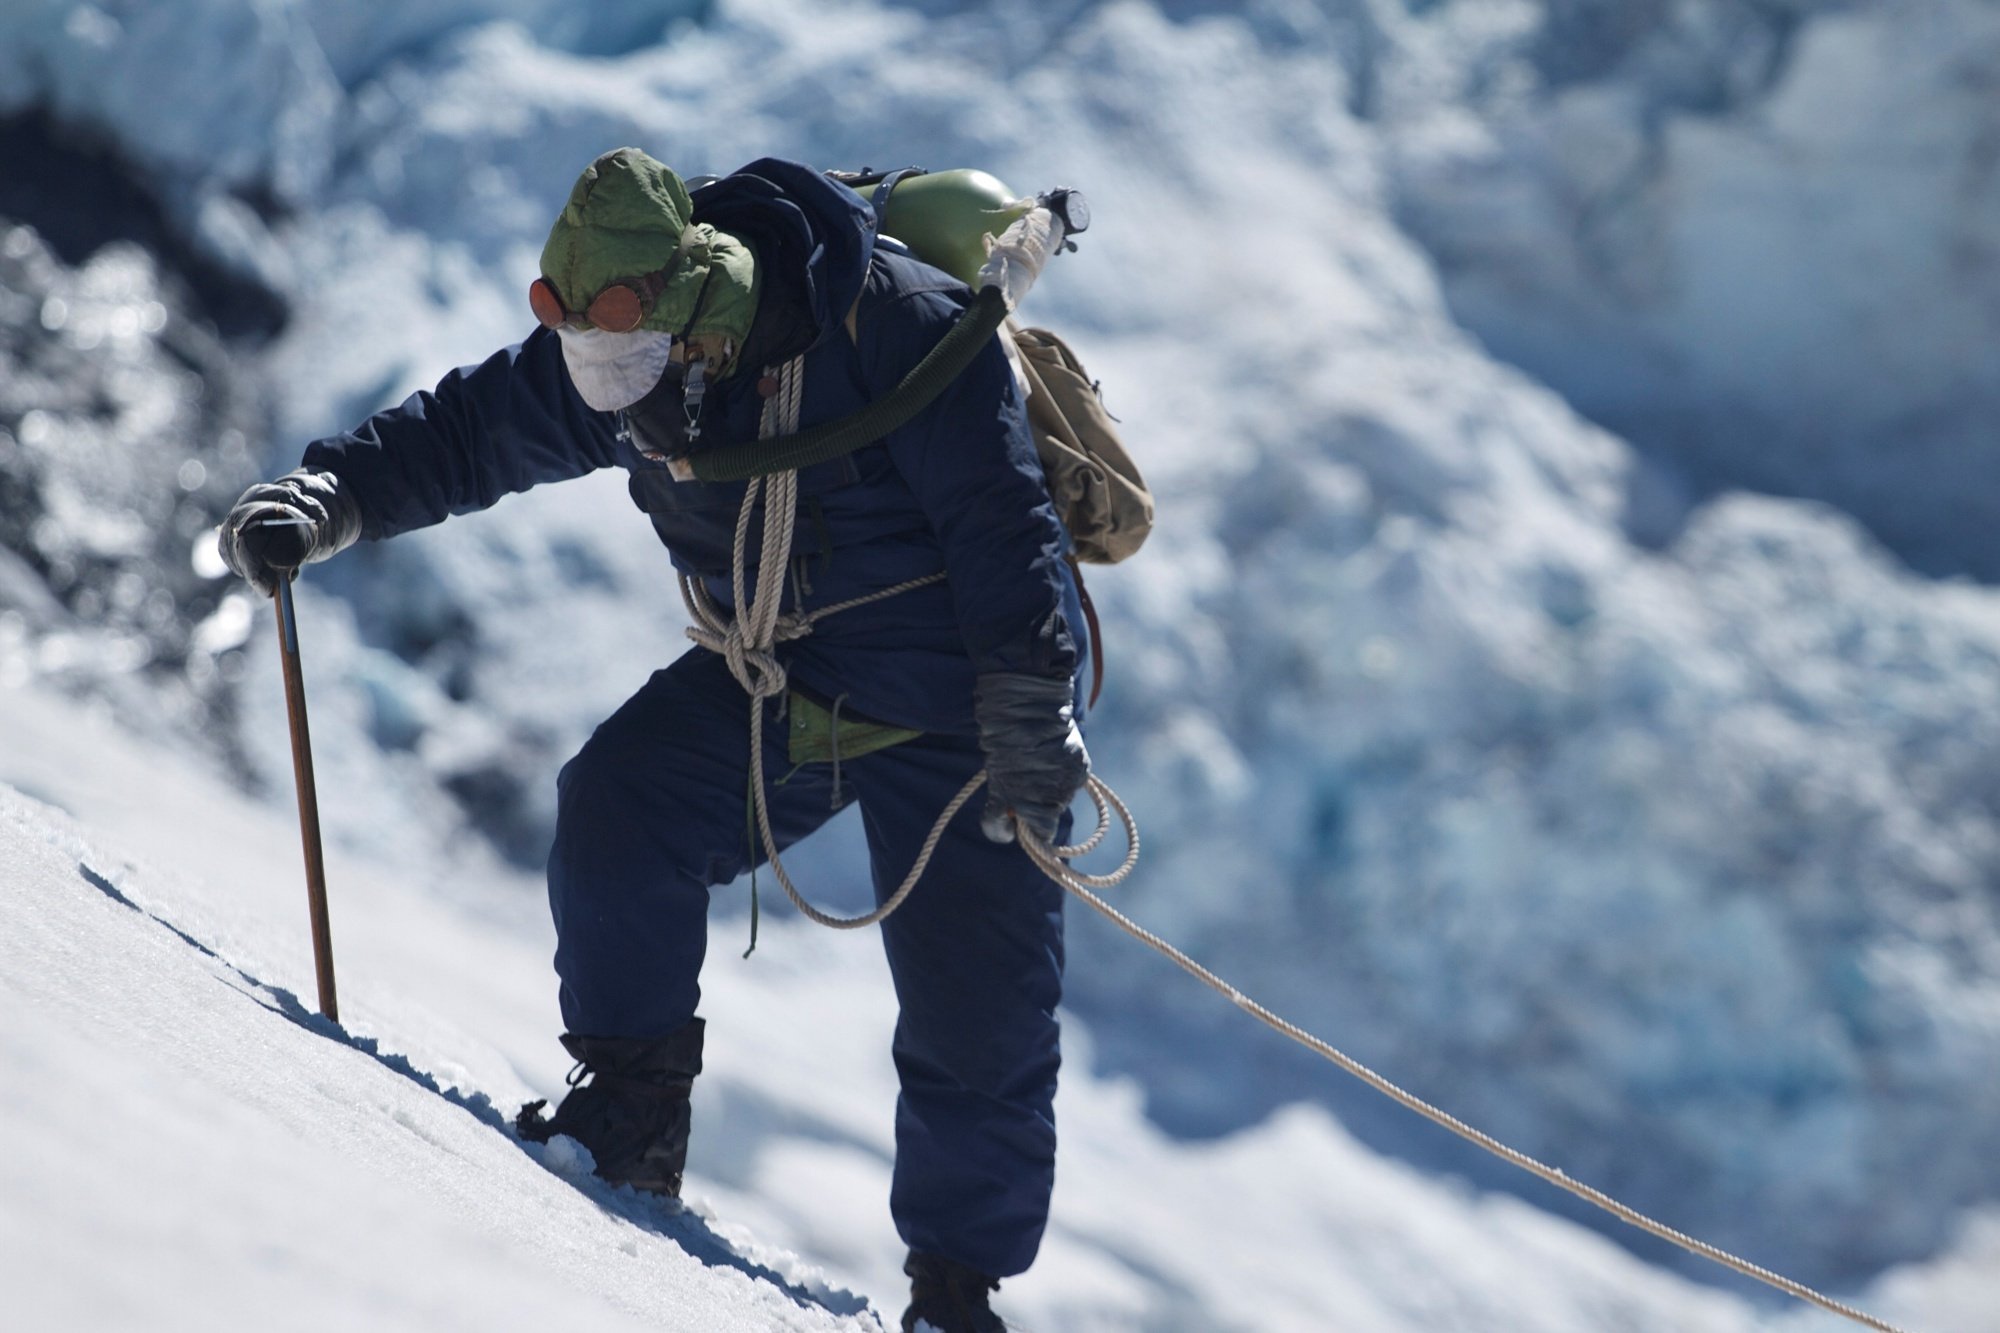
[273, 575, 339, 1022]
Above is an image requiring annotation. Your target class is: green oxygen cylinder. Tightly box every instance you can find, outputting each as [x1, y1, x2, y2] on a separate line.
[860, 169, 1032, 287]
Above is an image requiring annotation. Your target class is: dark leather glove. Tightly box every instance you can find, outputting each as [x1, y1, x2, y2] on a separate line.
[974, 671, 1090, 846]
[217, 468, 362, 596]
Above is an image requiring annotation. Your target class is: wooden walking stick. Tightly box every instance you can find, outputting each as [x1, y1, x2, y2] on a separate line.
[273, 573, 339, 1022]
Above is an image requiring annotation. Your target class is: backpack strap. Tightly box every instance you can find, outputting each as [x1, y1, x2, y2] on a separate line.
[1067, 555, 1105, 708]
[869, 167, 928, 235]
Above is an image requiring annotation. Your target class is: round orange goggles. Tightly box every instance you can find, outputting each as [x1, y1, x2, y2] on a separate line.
[529, 271, 669, 334]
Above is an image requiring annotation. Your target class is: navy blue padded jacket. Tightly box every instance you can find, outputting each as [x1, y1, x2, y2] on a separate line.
[300, 157, 1079, 735]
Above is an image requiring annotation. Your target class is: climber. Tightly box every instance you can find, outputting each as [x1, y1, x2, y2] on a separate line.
[218, 147, 1089, 1333]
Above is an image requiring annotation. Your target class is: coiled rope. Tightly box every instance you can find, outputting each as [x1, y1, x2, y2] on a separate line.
[687, 354, 1906, 1333]
[680, 355, 960, 929]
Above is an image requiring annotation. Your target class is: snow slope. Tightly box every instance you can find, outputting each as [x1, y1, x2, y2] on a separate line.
[0, 693, 873, 1333]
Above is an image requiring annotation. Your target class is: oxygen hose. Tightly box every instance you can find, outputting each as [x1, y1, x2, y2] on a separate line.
[688, 285, 1008, 482]
[690, 190, 1069, 482]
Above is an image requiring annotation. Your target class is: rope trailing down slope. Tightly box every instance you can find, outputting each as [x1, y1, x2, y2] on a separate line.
[1017, 808, 1907, 1333]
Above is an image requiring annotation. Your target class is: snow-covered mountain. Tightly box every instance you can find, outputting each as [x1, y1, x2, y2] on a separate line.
[4, 0, 1999, 1325]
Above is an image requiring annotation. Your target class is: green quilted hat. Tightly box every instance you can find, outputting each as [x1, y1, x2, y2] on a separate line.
[539, 148, 757, 356]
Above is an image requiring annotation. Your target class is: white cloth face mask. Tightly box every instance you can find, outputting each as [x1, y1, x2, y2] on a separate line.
[557, 325, 677, 412]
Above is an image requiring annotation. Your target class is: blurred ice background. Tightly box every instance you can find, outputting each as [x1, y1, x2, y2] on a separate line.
[3, 0, 1999, 1322]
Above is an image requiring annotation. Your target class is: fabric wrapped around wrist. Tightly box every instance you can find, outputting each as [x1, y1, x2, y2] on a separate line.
[973, 671, 1089, 846]
[217, 468, 362, 596]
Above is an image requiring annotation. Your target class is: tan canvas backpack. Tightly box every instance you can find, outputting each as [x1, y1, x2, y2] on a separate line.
[1009, 322, 1153, 566]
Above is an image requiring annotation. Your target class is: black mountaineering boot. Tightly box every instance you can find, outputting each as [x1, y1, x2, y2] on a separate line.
[900, 1251, 1006, 1333]
[515, 1018, 704, 1196]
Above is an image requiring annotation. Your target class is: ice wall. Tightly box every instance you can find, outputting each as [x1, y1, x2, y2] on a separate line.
[1381, 0, 2000, 575]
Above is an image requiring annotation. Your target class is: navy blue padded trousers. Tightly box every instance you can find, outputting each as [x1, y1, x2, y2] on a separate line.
[546, 647, 1067, 1278]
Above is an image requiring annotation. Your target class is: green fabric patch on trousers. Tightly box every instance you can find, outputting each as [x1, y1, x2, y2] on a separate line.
[787, 691, 922, 766]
